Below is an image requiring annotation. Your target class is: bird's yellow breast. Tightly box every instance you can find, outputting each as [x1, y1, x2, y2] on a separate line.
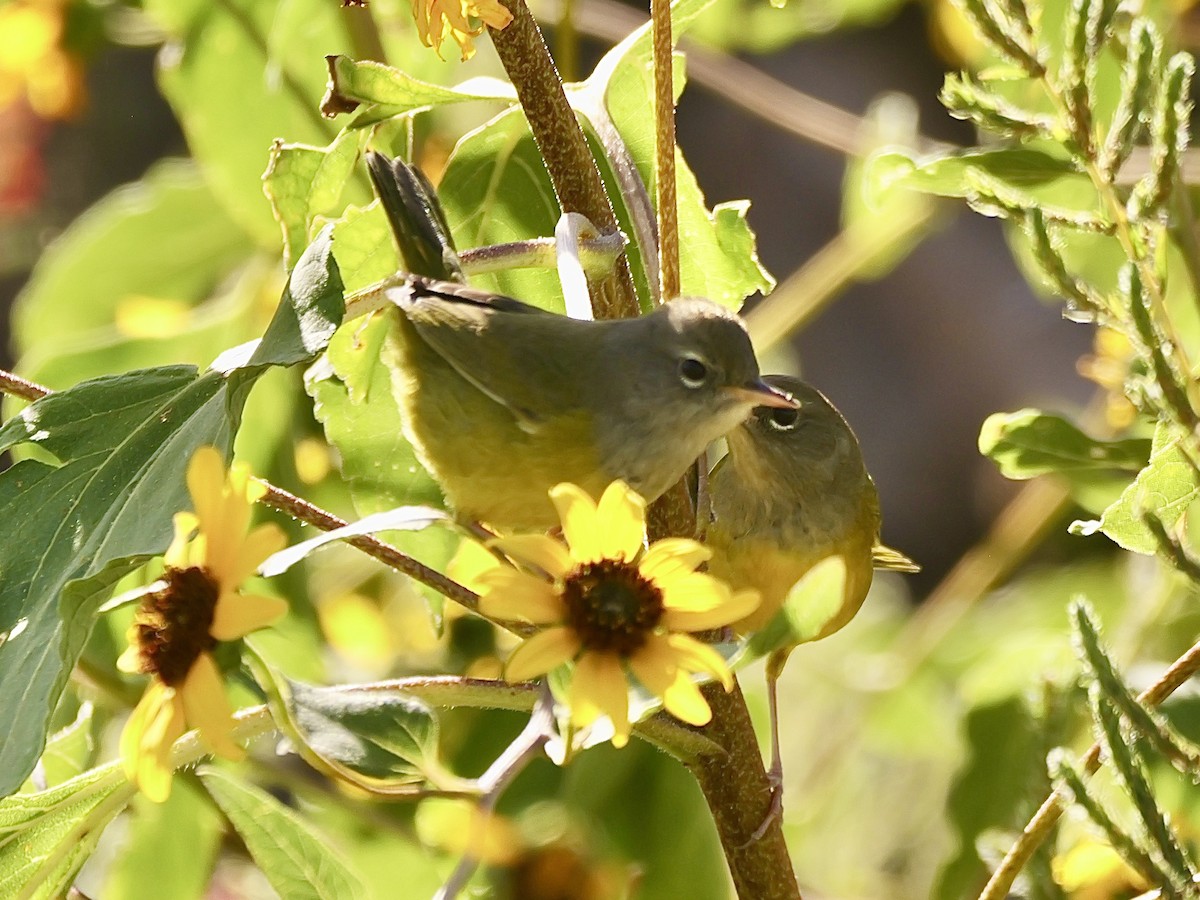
[707, 524, 876, 639]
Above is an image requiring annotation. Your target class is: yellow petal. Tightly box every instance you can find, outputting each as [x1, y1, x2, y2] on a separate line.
[478, 570, 564, 624]
[628, 635, 677, 698]
[117, 629, 144, 674]
[664, 633, 733, 690]
[570, 652, 631, 747]
[489, 534, 571, 580]
[211, 590, 288, 641]
[179, 653, 243, 761]
[185, 447, 226, 535]
[662, 582, 760, 632]
[593, 481, 646, 562]
[504, 627, 581, 682]
[121, 682, 184, 803]
[225, 522, 287, 587]
[164, 511, 199, 568]
[638, 538, 711, 584]
[549, 483, 600, 564]
[471, 0, 512, 28]
[660, 671, 712, 726]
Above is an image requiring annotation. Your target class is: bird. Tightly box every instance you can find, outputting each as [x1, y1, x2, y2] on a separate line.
[365, 151, 795, 532]
[706, 374, 917, 823]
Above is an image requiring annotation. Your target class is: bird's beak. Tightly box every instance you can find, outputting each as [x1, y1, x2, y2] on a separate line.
[724, 380, 798, 409]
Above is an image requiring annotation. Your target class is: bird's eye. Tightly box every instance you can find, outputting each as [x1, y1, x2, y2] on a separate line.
[766, 406, 800, 430]
[678, 356, 708, 388]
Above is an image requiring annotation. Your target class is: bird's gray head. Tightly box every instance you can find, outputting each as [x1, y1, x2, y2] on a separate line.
[727, 375, 867, 489]
[640, 299, 793, 434]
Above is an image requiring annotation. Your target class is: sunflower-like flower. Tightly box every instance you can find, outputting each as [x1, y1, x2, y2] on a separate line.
[118, 446, 287, 802]
[478, 482, 759, 748]
[411, 0, 513, 61]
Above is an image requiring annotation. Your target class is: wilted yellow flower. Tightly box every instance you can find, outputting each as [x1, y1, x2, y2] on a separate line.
[118, 446, 287, 802]
[411, 0, 513, 61]
[478, 481, 758, 747]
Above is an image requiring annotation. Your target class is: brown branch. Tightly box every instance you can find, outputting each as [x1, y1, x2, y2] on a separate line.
[488, 0, 639, 319]
[687, 682, 802, 899]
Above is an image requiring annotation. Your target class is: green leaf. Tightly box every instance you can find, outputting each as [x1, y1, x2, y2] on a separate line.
[201, 768, 366, 900]
[439, 108, 569, 308]
[11, 160, 250, 363]
[326, 201, 401, 294]
[321, 54, 513, 120]
[245, 226, 345, 370]
[263, 130, 364, 269]
[22, 704, 96, 792]
[876, 148, 1104, 219]
[279, 678, 441, 784]
[1091, 422, 1199, 553]
[103, 777, 222, 900]
[0, 763, 130, 899]
[305, 314, 457, 616]
[979, 409, 1150, 478]
[745, 555, 848, 657]
[933, 697, 1042, 900]
[142, 0, 347, 245]
[0, 367, 237, 796]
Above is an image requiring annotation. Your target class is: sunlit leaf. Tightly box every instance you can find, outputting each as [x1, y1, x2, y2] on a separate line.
[0, 764, 130, 899]
[744, 555, 848, 658]
[1091, 422, 1199, 553]
[278, 678, 441, 784]
[201, 768, 366, 900]
[979, 409, 1150, 478]
[264, 131, 365, 268]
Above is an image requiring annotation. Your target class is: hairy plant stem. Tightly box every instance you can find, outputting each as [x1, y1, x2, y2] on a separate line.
[488, 0, 638, 319]
[651, 0, 680, 300]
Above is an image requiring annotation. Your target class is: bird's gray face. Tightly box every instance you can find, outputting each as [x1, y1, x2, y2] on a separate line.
[732, 376, 864, 484]
[655, 299, 785, 437]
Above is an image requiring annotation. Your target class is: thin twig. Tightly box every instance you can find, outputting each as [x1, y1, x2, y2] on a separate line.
[253, 478, 483, 615]
[435, 685, 555, 900]
[0, 368, 49, 401]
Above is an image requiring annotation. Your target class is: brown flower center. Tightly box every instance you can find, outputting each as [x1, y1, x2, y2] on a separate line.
[561, 559, 664, 656]
[133, 566, 220, 686]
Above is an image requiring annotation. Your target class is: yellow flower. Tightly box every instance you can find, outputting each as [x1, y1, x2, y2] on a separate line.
[478, 482, 758, 748]
[411, 0, 513, 61]
[118, 446, 287, 802]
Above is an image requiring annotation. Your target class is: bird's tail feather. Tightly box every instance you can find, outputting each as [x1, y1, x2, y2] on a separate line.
[366, 151, 463, 282]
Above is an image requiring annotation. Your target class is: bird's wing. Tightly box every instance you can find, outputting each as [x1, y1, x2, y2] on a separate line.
[393, 277, 589, 426]
[872, 544, 921, 573]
